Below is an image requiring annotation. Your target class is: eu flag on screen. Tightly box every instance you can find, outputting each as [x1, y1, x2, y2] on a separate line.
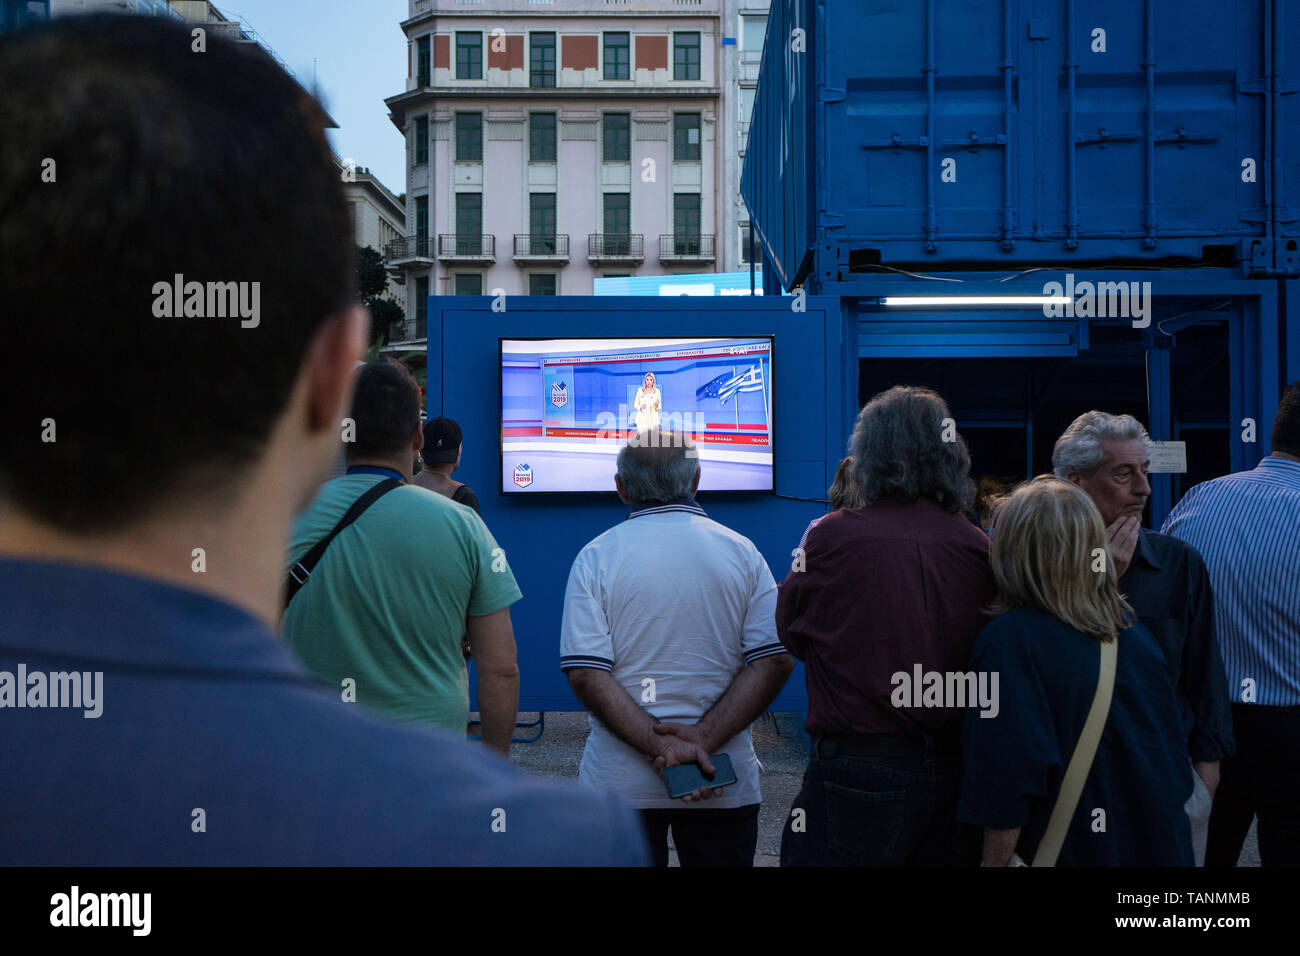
[695, 365, 763, 405]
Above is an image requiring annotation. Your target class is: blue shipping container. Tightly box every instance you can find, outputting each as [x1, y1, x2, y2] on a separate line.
[742, 0, 1300, 291]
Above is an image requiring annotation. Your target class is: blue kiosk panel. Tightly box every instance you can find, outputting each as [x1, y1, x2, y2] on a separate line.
[427, 296, 849, 712]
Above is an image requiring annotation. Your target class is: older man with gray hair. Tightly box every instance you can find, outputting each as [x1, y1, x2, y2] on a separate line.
[1053, 410, 1233, 865]
[560, 429, 794, 867]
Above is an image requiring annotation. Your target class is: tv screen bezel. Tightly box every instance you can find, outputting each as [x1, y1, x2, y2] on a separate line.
[497, 334, 776, 497]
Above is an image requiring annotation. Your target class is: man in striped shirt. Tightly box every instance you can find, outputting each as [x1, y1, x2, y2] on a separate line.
[1162, 382, 1300, 867]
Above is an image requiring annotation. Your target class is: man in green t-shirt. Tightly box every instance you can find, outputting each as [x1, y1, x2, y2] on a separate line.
[282, 361, 522, 752]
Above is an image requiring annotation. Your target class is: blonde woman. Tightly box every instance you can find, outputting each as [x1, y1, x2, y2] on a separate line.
[958, 477, 1194, 866]
[633, 372, 662, 431]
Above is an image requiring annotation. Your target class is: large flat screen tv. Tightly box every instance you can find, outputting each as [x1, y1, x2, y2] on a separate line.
[500, 336, 774, 494]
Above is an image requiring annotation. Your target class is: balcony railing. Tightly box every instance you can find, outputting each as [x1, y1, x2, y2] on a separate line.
[385, 235, 435, 261]
[513, 234, 570, 260]
[588, 233, 644, 260]
[207, 21, 253, 43]
[530, 70, 556, 88]
[659, 234, 715, 260]
[437, 234, 496, 260]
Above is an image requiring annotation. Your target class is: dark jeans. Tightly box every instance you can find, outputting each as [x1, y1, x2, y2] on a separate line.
[1207, 703, 1300, 867]
[639, 804, 760, 867]
[781, 748, 980, 867]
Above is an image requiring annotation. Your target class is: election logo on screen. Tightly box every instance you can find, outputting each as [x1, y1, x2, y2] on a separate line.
[513, 463, 534, 488]
[695, 365, 764, 405]
[550, 380, 568, 409]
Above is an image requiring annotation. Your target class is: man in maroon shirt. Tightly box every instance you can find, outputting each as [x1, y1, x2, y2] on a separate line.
[777, 386, 996, 866]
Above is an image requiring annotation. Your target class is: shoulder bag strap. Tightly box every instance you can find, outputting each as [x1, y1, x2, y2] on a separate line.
[1032, 634, 1119, 867]
[283, 477, 403, 611]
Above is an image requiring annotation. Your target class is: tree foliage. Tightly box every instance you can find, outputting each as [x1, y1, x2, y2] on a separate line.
[356, 244, 405, 346]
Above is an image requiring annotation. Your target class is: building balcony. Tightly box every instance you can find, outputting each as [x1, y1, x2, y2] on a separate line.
[437, 234, 496, 262]
[206, 21, 254, 43]
[587, 233, 644, 264]
[659, 234, 715, 263]
[385, 235, 436, 265]
[513, 234, 570, 264]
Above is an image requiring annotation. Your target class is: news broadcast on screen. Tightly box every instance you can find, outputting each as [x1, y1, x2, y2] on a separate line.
[500, 337, 773, 494]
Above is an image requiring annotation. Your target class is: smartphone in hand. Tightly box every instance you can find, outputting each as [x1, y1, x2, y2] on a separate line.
[661, 753, 738, 799]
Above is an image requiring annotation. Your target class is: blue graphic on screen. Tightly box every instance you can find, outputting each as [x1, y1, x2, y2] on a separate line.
[500, 337, 773, 494]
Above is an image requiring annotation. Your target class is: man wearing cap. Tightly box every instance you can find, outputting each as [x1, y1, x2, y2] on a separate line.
[414, 416, 481, 514]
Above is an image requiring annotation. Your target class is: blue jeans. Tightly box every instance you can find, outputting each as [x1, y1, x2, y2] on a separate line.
[780, 751, 980, 866]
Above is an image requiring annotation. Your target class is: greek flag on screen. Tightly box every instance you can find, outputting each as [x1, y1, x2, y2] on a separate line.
[695, 365, 764, 405]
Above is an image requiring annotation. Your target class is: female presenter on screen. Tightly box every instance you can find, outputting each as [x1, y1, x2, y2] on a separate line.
[633, 372, 662, 431]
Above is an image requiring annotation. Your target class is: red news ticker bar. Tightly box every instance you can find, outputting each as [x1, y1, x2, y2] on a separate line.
[692, 433, 769, 446]
[704, 422, 767, 430]
[502, 427, 544, 437]
[538, 427, 769, 446]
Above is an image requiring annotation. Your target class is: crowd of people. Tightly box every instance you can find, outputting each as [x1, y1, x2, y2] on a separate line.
[272, 362, 1300, 867]
[3, 16, 1298, 868]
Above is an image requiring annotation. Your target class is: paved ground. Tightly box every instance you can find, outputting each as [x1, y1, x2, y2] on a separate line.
[500, 710, 1260, 867]
[504, 709, 804, 866]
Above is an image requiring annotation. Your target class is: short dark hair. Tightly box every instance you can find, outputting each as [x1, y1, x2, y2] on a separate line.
[346, 361, 421, 462]
[849, 385, 975, 513]
[0, 16, 355, 531]
[1273, 381, 1300, 456]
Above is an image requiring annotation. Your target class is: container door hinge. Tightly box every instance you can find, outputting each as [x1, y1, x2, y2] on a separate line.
[818, 87, 845, 104]
[1240, 238, 1300, 278]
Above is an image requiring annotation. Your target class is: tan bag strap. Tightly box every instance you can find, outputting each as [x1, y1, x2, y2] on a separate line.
[1032, 635, 1118, 867]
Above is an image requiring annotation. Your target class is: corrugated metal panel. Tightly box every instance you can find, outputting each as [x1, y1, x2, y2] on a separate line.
[740, 0, 815, 291]
[742, 0, 1300, 289]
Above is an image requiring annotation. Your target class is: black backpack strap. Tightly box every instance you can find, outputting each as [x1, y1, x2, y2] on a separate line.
[283, 477, 403, 611]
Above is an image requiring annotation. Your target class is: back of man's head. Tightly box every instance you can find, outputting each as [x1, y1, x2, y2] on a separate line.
[346, 361, 421, 463]
[0, 15, 355, 531]
[615, 432, 699, 504]
[1273, 381, 1300, 457]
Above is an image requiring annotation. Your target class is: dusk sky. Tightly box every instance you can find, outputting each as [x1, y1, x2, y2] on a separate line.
[221, 1, 409, 193]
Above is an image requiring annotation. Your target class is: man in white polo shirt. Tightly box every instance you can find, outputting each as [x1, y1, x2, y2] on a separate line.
[561, 430, 794, 867]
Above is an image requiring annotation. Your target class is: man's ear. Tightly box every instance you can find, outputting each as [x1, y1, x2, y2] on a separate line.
[303, 305, 367, 435]
[691, 466, 701, 496]
[614, 473, 630, 504]
[413, 420, 425, 454]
